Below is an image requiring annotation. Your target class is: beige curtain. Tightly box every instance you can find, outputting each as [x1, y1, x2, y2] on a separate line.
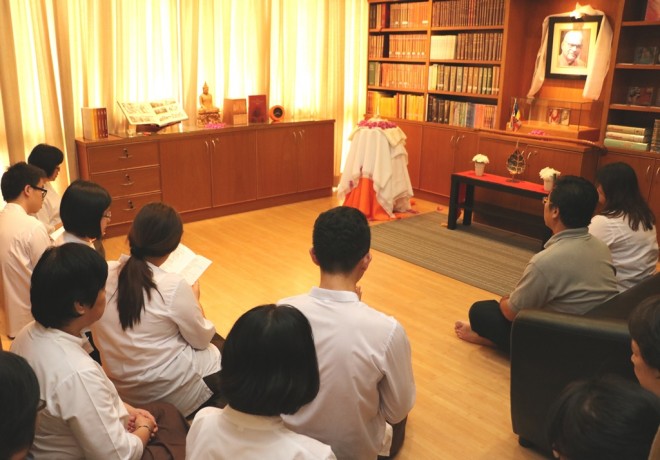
[0, 0, 367, 189]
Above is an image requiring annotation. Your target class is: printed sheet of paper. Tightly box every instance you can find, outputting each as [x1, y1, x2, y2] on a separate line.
[160, 243, 212, 285]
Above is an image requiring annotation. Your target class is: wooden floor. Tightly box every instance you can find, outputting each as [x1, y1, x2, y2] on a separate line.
[2, 196, 549, 459]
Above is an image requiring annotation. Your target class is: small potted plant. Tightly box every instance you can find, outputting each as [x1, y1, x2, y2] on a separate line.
[539, 167, 561, 191]
[472, 154, 490, 176]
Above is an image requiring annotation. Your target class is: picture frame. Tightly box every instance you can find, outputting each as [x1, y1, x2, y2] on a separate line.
[545, 15, 602, 79]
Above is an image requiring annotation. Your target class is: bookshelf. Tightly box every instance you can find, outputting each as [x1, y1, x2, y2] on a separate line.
[367, 0, 505, 127]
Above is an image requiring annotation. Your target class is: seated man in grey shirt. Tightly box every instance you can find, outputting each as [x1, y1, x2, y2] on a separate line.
[455, 175, 618, 353]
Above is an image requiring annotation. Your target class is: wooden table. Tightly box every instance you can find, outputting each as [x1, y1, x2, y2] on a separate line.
[448, 171, 550, 239]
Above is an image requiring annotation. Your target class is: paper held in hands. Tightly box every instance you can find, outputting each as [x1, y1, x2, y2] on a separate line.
[160, 243, 212, 285]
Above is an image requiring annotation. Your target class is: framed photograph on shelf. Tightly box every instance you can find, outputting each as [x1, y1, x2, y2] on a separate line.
[560, 108, 571, 126]
[545, 16, 602, 79]
[547, 107, 561, 125]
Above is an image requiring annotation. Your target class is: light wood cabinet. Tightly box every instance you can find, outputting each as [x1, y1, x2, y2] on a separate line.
[256, 121, 334, 199]
[159, 136, 213, 213]
[76, 139, 162, 229]
[76, 120, 334, 236]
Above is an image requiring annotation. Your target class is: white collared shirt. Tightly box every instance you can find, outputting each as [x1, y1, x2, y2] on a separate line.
[10, 322, 143, 459]
[54, 230, 95, 248]
[0, 203, 51, 337]
[92, 257, 220, 416]
[279, 288, 415, 460]
[186, 406, 336, 460]
[589, 214, 658, 291]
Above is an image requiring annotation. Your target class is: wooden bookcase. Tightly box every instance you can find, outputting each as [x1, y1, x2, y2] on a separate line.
[364, 0, 660, 242]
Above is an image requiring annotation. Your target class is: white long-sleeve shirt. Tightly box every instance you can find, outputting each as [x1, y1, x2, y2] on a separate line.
[0, 203, 51, 337]
[10, 322, 144, 460]
[279, 288, 416, 460]
[186, 406, 336, 460]
[92, 257, 220, 416]
[589, 214, 658, 291]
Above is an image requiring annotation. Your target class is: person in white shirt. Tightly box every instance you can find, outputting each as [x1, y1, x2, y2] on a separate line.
[92, 202, 223, 418]
[279, 206, 416, 460]
[0, 350, 41, 460]
[57, 180, 112, 255]
[28, 143, 64, 234]
[589, 162, 658, 292]
[10, 243, 188, 459]
[0, 162, 51, 339]
[186, 304, 336, 460]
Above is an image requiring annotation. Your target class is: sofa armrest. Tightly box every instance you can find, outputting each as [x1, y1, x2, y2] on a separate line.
[510, 309, 636, 454]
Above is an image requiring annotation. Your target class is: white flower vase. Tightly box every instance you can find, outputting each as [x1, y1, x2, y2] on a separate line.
[543, 178, 554, 191]
[474, 162, 486, 176]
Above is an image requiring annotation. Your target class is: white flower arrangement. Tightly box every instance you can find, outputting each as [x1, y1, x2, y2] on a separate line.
[472, 154, 490, 164]
[539, 167, 561, 180]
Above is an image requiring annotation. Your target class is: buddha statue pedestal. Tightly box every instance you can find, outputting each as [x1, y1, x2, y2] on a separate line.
[197, 110, 222, 127]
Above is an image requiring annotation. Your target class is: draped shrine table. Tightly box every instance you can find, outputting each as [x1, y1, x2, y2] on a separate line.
[448, 171, 551, 242]
[337, 120, 413, 220]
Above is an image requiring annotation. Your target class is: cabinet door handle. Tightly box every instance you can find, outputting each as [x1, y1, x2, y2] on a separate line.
[293, 131, 298, 141]
[656, 166, 660, 178]
[121, 174, 134, 186]
[647, 165, 652, 180]
[299, 129, 305, 140]
[123, 200, 135, 212]
[119, 148, 132, 159]
[211, 138, 218, 150]
[450, 135, 455, 145]
[455, 134, 464, 145]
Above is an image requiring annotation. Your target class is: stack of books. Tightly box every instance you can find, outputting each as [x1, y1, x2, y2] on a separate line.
[604, 124, 651, 152]
[651, 120, 660, 153]
[81, 107, 108, 140]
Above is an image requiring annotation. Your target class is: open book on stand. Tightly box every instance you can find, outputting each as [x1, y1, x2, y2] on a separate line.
[117, 99, 188, 127]
[160, 243, 212, 285]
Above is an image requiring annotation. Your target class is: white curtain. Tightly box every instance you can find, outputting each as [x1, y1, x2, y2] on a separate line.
[0, 0, 368, 190]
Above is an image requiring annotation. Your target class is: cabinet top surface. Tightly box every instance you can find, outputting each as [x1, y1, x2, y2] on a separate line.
[76, 119, 336, 146]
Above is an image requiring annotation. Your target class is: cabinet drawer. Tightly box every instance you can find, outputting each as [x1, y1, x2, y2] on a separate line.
[109, 192, 162, 225]
[91, 167, 161, 198]
[88, 143, 159, 173]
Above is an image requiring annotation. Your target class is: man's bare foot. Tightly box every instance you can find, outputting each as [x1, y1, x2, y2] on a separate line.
[454, 321, 496, 347]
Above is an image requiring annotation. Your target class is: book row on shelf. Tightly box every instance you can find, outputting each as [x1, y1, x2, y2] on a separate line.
[367, 91, 425, 122]
[427, 97, 497, 129]
[603, 122, 660, 153]
[369, 34, 427, 59]
[428, 64, 500, 96]
[369, 2, 430, 30]
[431, 0, 505, 28]
[366, 90, 496, 129]
[368, 62, 426, 91]
[430, 32, 502, 61]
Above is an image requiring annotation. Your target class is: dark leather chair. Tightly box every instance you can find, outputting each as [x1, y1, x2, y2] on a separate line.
[509, 272, 660, 456]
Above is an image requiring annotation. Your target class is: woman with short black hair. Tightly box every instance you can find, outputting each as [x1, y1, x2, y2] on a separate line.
[28, 143, 64, 233]
[186, 304, 334, 459]
[10, 243, 189, 459]
[547, 375, 660, 460]
[57, 179, 111, 256]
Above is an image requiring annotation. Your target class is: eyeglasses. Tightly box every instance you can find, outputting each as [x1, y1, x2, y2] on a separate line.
[103, 211, 112, 219]
[30, 185, 48, 199]
[542, 196, 550, 205]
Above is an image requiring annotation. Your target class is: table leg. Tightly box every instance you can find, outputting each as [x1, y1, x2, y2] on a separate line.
[448, 176, 460, 230]
[463, 184, 474, 226]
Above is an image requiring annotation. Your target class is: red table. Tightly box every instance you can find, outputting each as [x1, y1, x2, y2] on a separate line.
[448, 171, 550, 240]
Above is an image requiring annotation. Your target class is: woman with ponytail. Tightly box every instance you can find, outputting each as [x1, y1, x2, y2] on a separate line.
[92, 202, 224, 418]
